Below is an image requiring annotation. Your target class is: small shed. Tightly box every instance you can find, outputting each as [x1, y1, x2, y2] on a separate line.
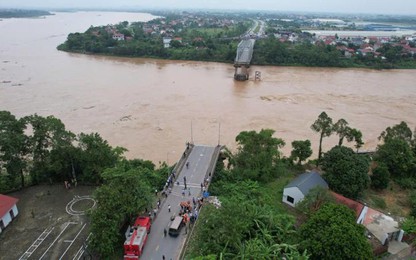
[0, 194, 19, 233]
[282, 172, 328, 207]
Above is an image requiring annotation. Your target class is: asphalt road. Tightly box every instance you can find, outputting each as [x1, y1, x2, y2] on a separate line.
[141, 145, 217, 260]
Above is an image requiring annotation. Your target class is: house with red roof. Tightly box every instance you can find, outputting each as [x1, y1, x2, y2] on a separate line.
[331, 191, 409, 255]
[0, 194, 19, 233]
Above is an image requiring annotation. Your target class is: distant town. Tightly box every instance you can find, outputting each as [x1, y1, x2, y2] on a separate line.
[54, 10, 416, 69]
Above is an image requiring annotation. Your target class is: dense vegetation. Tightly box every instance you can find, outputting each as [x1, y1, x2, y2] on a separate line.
[0, 111, 126, 191]
[185, 130, 309, 259]
[89, 160, 169, 257]
[57, 13, 416, 69]
[57, 17, 248, 63]
[0, 9, 52, 18]
[299, 203, 373, 260]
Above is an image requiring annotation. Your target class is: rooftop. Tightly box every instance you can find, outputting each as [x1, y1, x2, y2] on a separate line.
[285, 172, 328, 195]
[331, 191, 364, 219]
[0, 194, 19, 218]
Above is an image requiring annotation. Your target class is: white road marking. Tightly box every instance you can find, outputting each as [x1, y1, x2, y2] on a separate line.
[66, 196, 96, 216]
[59, 223, 87, 260]
[19, 226, 55, 260]
[73, 232, 92, 260]
[155, 245, 160, 251]
[39, 222, 72, 260]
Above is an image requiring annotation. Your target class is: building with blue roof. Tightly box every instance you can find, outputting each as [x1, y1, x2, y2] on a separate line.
[282, 171, 328, 207]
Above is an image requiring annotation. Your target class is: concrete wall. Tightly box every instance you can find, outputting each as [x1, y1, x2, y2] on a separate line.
[357, 206, 368, 224]
[0, 204, 18, 234]
[282, 187, 304, 207]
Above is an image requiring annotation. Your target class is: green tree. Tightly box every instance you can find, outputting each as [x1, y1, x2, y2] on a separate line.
[299, 203, 372, 260]
[322, 146, 370, 199]
[230, 129, 285, 182]
[0, 111, 28, 189]
[348, 128, 364, 152]
[310, 112, 333, 165]
[89, 167, 153, 257]
[24, 114, 75, 183]
[290, 140, 312, 165]
[333, 118, 351, 146]
[296, 186, 335, 217]
[370, 163, 390, 190]
[379, 121, 413, 144]
[77, 132, 126, 184]
[375, 138, 414, 179]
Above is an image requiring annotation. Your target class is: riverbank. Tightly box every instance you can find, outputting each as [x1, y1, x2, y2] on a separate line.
[2, 11, 416, 164]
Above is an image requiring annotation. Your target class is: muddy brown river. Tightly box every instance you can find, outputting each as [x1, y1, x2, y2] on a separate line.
[1, 12, 415, 163]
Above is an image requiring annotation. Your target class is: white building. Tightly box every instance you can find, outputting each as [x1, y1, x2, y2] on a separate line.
[112, 33, 125, 41]
[282, 172, 328, 207]
[0, 194, 19, 233]
[163, 37, 172, 48]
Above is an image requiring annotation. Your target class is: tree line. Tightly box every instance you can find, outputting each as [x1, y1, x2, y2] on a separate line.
[57, 16, 416, 69]
[57, 19, 247, 64]
[0, 110, 170, 258]
[0, 111, 126, 192]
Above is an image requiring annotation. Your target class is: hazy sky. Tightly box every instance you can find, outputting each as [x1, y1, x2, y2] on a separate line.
[1, 0, 416, 15]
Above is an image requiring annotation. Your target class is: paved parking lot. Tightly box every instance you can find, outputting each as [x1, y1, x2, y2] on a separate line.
[0, 185, 95, 260]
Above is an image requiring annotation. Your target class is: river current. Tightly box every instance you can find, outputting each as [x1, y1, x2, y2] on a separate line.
[1, 12, 415, 163]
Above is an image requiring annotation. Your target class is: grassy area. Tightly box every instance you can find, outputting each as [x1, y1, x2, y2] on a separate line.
[190, 27, 229, 37]
[184, 171, 298, 259]
[362, 182, 411, 216]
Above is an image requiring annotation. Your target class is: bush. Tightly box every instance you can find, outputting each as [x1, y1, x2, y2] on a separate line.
[395, 177, 416, 189]
[370, 164, 390, 190]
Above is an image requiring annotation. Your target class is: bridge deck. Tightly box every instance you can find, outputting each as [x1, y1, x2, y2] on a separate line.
[234, 39, 255, 65]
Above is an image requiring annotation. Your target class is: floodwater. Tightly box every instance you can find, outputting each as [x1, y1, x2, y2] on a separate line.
[1, 12, 416, 163]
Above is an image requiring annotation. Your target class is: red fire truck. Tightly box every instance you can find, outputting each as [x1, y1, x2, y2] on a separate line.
[123, 216, 152, 259]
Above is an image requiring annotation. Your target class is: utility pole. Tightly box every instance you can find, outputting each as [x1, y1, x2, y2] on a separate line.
[191, 120, 194, 144]
[218, 122, 221, 146]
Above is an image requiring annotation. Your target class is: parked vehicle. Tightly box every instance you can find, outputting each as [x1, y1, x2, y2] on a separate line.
[123, 216, 152, 259]
[168, 216, 184, 237]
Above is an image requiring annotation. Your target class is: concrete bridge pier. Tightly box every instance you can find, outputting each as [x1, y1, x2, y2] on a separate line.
[234, 65, 249, 81]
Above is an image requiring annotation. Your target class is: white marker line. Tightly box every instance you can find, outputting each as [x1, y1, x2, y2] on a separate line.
[39, 222, 72, 260]
[73, 233, 92, 260]
[155, 245, 160, 251]
[19, 226, 55, 260]
[59, 223, 87, 260]
[73, 245, 83, 260]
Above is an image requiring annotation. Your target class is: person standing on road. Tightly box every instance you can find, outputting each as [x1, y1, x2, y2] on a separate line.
[164, 228, 167, 237]
[168, 204, 171, 212]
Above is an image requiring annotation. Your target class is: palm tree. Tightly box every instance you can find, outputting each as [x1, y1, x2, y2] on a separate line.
[333, 118, 351, 146]
[310, 112, 333, 165]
